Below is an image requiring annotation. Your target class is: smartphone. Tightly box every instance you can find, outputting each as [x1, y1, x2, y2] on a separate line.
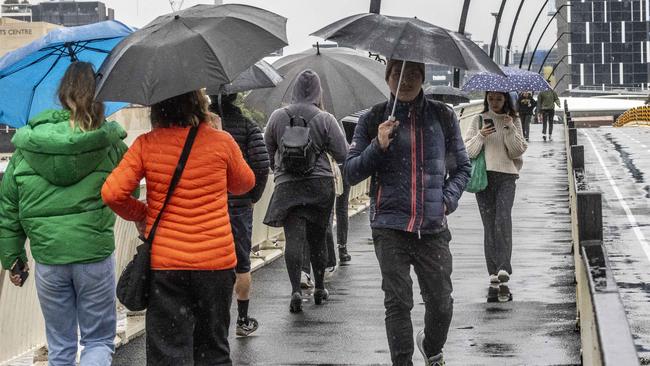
[10, 258, 29, 287]
[483, 118, 494, 128]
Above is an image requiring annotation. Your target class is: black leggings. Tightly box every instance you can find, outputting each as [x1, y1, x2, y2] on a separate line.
[284, 212, 329, 294]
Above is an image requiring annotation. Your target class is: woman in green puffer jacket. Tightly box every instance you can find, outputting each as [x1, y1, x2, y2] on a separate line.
[0, 62, 129, 366]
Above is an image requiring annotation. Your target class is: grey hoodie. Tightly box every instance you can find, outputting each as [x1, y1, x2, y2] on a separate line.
[264, 69, 348, 185]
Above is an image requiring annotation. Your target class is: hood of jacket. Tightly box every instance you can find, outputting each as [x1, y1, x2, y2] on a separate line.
[11, 109, 127, 187]
[291, 69, 322, 106]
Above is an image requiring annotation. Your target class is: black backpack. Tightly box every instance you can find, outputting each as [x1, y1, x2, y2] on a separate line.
[279, 109, 321, 176]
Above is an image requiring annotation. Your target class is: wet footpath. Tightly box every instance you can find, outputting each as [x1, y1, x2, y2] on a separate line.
[113, 124, 580, 365]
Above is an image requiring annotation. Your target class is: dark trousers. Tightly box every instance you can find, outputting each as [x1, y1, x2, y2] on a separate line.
[146, 269, 235, 366]
[372, 228, 454, 366]
[542, 109, 555, 135]
[305, 181, 352, 270]
[520, 113, 531, 140]
[284, 212, 329, 293]
[475, 171, 518, 275]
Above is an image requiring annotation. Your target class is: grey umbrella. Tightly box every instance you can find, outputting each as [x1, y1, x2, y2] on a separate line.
[244, 46, 389, 121]
[311, 13, 503, 118]
[95, 4, 288, 105]
[206, 60, 283, 95]
[424, 85, 470, 105]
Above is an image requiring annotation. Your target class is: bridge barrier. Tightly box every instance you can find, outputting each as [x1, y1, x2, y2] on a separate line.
[564, 100, 640, 366]
[0, 100, 485, 365]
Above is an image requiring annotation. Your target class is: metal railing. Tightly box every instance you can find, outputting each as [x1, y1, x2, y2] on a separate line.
[564, 101, 640, 366]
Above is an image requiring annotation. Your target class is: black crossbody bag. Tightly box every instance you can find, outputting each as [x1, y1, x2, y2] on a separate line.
[116, 125, 199, 311]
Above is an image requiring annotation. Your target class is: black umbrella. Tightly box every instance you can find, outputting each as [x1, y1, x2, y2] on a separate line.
[95, 4, 288, 105]
[311, 13, 503, 118]
[311, 13, 503, 74]
[244, 46, 389, 121]
[206, 60, 283, 95]
[424, 85, 470, 105]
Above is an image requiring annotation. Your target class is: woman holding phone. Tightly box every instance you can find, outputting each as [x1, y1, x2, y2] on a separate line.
[463, 91, 528, 285]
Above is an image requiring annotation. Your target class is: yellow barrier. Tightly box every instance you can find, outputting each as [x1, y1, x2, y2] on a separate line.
[614, 105, 650, 127]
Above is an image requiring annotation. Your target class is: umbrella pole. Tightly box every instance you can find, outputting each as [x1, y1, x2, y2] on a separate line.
[389, 61, 406, 121]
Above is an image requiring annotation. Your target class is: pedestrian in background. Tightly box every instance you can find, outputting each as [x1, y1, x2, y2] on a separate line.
[102, 90, 254, 365]
[464, 91, 528, 285]
[210, 93, 270, 337]
[345, 59, 471, 366]
[536, 87, 560, 141]
[0, 62, 128, 366]
[517, 92, 536, 141]
[263, 69, 348, 313]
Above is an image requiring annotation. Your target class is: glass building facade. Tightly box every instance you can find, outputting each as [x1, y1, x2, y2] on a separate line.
[557, 0, 650, 91]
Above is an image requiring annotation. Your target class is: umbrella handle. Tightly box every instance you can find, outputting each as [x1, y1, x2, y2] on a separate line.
[389, 61, 406, 120]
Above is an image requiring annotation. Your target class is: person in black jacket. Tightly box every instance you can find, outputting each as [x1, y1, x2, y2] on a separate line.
[210, 93, 270, 337]
[517, 92, 536, 141]
[345, 60, 471, 366]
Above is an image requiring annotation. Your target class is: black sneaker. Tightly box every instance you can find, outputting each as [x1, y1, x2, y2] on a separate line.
[338, 245, 351, 262]
[236, 317, 259, 336]
[543, 134, 547, 141]
[313, 288, 329, 305]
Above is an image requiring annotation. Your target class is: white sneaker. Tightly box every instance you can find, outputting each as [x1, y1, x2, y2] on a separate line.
[497, 269, 510, 283]
[323, 265, 337, 282]
[300, 271, 314, 289]
[489, 274, 499, 284]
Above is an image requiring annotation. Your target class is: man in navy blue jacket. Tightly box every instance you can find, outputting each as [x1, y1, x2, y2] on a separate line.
[345, 60, 471, 366]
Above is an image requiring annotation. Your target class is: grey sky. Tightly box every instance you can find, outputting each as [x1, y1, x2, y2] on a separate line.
[75, 0, 559, 55]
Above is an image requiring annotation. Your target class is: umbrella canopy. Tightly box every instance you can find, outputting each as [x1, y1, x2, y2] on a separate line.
[0, 20, 134, 127]
[206, 60, 282, 95]
[95, 4, 288, 105]
[244, 47, 389, 121]
[462, 66, 551, 92]
[424, 85, 469, 104]
[311, 13, 503, 75]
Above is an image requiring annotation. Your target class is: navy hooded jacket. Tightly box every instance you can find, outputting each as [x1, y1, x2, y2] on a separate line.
[344, 92, 471, 234]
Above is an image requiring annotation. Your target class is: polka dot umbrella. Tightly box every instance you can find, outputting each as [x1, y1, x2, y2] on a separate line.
[462, 66, 551, 92]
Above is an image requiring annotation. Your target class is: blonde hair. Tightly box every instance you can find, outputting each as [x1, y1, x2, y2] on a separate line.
[58, 62, 104, 131]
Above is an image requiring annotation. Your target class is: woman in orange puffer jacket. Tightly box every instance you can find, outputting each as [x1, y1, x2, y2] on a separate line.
[102, 90, 254, 366]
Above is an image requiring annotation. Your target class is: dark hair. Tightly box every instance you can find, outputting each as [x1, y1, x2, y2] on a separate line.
[150, 90, 210, 128]
[482, 91, 518, 119]
[58, 62, 104, 131]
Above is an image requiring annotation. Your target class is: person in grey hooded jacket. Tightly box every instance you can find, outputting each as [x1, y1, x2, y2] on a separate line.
[263, 69, 348, 313]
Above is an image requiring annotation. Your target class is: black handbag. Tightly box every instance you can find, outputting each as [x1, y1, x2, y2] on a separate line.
[116, 125, 199, 311]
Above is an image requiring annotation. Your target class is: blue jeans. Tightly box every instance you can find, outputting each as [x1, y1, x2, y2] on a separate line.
[35, 255, 116, 366]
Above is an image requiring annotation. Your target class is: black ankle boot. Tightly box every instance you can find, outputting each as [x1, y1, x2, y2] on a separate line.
[338, 245, 351, 262]
[289, 292, 302, 313]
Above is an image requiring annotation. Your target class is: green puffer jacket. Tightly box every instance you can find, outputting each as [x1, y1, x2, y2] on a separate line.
[0, 109, 129, 269]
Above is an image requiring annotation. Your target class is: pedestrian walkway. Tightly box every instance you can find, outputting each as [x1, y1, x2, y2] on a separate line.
[112, 124, 580, 365]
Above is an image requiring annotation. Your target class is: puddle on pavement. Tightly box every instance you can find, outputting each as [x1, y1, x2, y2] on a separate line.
[486, 285, 513, 303]
[604, 133, 645, 184]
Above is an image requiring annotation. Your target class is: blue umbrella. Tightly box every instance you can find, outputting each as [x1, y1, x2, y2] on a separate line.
[0, 20, 134, 128]
[462, 66, 551, 93]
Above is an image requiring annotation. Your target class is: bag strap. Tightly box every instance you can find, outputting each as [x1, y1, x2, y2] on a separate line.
[145, 125, 199, 243]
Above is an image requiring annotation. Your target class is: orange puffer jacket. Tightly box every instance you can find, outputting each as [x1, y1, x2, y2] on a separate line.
[102, 123, 255, 270]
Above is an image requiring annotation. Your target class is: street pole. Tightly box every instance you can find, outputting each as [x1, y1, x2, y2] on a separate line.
[528, 4, 571, 70]
[537, 32, 569, 73]
[489, 0, 507, 60]
[553, 74, 568, 90]
[453, 0, 471, 88]
[549, 54, 568, 79]
[504, 0, 525, 66]
[518, 0, 549, 68]
[369, 0, 381, 14]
